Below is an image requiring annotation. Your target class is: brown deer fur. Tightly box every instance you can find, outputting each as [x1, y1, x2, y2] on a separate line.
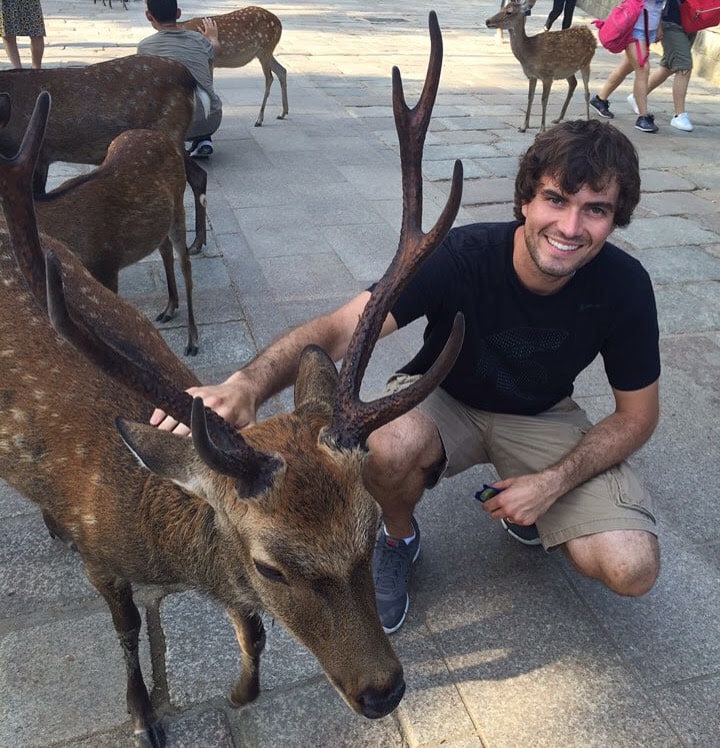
[486, 0, 596, 132]
[31, 128, 199, 356]
[0, 11, 470, 741]
[0, 54, 208, 253]
[0, 98, 405, 744]
[1, 14, 463, 746]
[180, 6, 289, 126]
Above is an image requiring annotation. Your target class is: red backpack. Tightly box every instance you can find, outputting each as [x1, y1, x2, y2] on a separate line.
[592, 0, 650, 65]
[679, 0, 720, 31]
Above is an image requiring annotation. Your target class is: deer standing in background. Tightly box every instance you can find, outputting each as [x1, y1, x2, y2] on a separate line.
[0, 55, 208, 253]
[33, 128, 199, 356]
[486, 0, 596, 132]
[181, 6, 289, 127]
[0, 12, 462, 747]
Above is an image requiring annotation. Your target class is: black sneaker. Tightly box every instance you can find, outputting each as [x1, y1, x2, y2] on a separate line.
[372, 517, 420, 634]
[501, 519, 542, 546]
[635, 114, 659, 133]
[189, 139, 214, 158]
[590, 95, 614, 119]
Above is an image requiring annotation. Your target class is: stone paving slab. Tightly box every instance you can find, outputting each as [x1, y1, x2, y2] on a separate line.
[1, 0, 719, 746]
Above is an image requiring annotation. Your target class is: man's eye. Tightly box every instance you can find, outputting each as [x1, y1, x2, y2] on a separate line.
[254, 561, 288, 584]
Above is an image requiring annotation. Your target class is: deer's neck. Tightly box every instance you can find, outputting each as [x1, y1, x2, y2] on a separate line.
[507, 25, 530, 57]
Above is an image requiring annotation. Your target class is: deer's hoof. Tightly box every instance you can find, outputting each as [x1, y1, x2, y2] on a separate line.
[184, 343, 199, 357]
[133, 722, 165, 748]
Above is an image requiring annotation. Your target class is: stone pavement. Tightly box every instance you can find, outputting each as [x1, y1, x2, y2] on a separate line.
[1, 1, 719, 746]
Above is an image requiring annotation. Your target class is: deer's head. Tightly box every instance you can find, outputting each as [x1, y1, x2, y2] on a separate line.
[486, 0, 535, 29]
[4, 12, 464, 720]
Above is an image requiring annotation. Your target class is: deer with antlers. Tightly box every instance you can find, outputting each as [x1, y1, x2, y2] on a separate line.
[0, 54, 208, 254]
[0, 12, 462, 747]
[180, 6, 289, 127]
[486, 0, 596, 132]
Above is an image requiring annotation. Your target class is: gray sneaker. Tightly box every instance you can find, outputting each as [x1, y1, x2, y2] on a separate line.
[372, 517, 420, 634]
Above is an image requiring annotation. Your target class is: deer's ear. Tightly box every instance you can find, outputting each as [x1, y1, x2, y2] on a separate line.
[115, 417, 207, 495]
[294, 344, 338, 409]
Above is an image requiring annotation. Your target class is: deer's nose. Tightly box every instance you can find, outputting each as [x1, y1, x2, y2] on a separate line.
[356, 674, 406, 719]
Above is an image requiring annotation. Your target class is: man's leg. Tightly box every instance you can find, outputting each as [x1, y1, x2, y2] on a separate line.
[671, 68, 692, 116]
[563, 529, 659, 596]
[487, 399, 660, 596]
[364, 407, 445, 633]
[364, 407, 444, 538]
[365, 378, 494, 633]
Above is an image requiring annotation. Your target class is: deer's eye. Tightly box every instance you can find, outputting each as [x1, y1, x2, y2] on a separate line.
[254, 560, 288, 584]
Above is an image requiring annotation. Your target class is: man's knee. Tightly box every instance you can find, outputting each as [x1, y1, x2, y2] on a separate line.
[365, 410, 444, 492]
[564, 530, 660, 596]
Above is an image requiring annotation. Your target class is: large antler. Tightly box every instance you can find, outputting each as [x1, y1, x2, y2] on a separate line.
[0, 91, 281, 497]
[0, 90, 51, 311]
[324, 11, 465, 450]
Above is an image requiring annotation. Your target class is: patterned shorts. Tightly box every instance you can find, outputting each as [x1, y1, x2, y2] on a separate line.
[0, 0, 46, 37]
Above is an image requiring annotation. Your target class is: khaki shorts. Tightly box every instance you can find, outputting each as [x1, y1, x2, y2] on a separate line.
[660, 21, 696, 72]
[386, 374, 658, 550]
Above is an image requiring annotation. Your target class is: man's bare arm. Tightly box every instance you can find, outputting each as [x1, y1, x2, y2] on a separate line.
[151, 291, 399, 433]
[485, 380, 660, 524]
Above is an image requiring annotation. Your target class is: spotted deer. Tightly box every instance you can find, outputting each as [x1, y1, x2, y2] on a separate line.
[180, 5, 289, 126]
[486, 0, 596, 132]
[0, 54, 208, 253]
[0, 12, 463, 748]
[35, 128, 199, 356]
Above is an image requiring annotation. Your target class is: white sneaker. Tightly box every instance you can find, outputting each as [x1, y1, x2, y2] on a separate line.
[670, 112, 693, 132]
[627, 93, 640, 115]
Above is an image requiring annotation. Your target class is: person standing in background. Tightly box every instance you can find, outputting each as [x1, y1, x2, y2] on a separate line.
[0, 0, 45, 69]
[138, 0, 223, 158]
[590, 0, 665, 132]
[543, 0, 577, 31]
[626, 0, 697, 132]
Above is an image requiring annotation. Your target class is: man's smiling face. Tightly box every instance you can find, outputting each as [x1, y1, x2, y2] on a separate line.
[515, 174, 619, 295]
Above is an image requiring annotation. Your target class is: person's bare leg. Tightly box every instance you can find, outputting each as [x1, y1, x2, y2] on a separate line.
[647, 63, 673, 96]
[563, 529, 660, 595]
[671, 68, 691, 114]
[2, 35, 22, 68]
[30, 35, 44, 68]
[363, 409, 444, 538]
[597, 54, 634, 100]
[628, 42, 651, 115]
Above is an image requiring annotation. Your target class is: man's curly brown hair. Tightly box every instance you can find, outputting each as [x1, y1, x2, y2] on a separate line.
[514, 120, 640, 228]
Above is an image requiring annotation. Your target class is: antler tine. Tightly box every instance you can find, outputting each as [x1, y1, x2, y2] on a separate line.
[0, 91, 51, 311]
[324, 12, 464, 450]
[45, 250, 280, 494]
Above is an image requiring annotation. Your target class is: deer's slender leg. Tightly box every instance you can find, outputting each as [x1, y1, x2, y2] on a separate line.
[183, 155, 207, 254]
[554, 75, 577, 124]
[225, 610, 266, 707]
[581, 65, 591, 120]
[254, 56, 275, 127]
[86, 570, 164, 748]
[521, 77, 537, 132]
[270, 56, 289, 119]
[156, 237, 180, 324]
[166, 220, 199, 356]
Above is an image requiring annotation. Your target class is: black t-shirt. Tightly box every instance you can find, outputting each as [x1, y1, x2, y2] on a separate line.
[391, 221, 661, 415]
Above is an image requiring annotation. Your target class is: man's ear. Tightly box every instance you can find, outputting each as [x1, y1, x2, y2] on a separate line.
[176, 8, 181, 20]
[521, 202, 529, 219]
